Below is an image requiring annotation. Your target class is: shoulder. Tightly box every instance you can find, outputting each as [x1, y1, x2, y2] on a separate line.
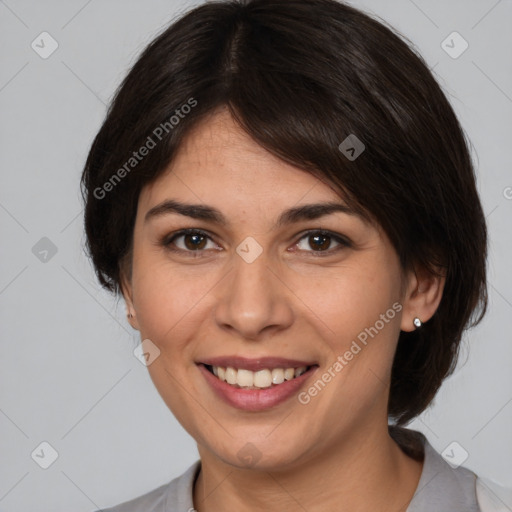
[476, 476, 512, 512]
[408, 435, 480, 511]
[390, 426, 511, 512]
[96, 460, 200, 512]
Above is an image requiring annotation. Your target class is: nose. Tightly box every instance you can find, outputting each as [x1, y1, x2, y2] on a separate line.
[213, 248, 294, 341]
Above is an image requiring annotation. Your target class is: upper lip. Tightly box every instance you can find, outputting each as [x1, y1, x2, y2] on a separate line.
[198, 356, 317, 372]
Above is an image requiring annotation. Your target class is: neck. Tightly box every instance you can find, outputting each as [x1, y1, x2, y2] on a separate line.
[193, 424, 423, 512]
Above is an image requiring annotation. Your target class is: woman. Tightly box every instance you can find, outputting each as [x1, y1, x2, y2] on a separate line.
[81, 0, 500, 509]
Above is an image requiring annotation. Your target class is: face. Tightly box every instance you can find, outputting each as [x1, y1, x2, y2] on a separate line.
[122, 107, 418, 470]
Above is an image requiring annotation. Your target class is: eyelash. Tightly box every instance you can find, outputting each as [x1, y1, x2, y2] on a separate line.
[160, 228, 351, 258]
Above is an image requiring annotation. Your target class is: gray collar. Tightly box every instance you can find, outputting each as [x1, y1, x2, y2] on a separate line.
[108, 428, 480, 511]
[406, 430, 479, 511]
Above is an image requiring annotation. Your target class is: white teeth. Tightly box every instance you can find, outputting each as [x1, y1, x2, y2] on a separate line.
[236, 369, 254, 387]
[294, 366, 307, 378]
[209, 365, 309, 389]
[225, 367, 237, 385]
[284, 368, 295, 381]
[271, 368, 284, 384]
[254, 369, 272, 388]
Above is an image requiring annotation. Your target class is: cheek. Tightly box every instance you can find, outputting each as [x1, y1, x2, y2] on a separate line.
[297, 263, 402, 404]
[296, 262, 401, 342]
[302, 271, 401, 399]
[130, 256, 222, 352]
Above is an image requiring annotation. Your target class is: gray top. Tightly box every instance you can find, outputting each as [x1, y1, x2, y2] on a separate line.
[97, 428, 480, 511]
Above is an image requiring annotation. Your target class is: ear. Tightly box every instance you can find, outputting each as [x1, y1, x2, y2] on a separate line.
[400, 264, 446, 332]
[120, 268, 140, 331]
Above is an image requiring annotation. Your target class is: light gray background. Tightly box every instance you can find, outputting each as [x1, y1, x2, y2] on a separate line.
[0, 0, 511, 510]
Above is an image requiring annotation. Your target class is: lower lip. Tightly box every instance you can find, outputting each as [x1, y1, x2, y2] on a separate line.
[198, 364, 317, 412]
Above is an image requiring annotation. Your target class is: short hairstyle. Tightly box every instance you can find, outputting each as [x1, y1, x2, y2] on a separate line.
[80, 0, 488, 426]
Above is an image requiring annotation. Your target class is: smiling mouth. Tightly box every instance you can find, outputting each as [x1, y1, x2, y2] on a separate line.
[204, 364, 317, 389]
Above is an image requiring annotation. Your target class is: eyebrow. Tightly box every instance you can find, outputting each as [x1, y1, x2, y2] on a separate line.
[144, 199, 367, 229]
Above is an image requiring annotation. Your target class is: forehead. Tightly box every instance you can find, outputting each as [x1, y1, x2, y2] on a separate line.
[139, 108, 345, 211]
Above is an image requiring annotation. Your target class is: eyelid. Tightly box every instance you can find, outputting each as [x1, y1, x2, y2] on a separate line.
[291, 229, 351, 255]
[160, 228, 351, 256]
[161, 228, 220, 251]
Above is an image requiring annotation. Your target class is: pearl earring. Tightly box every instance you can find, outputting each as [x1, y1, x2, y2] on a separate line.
[413, 317, 422, 328]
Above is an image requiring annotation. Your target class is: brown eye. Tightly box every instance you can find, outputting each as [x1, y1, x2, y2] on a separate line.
[308, 233, 331, 251]
[182, 232, 208, 250]
[163, 229, 218, 255]
[161, 228, 350, 258]
[295, 230, 350, 255]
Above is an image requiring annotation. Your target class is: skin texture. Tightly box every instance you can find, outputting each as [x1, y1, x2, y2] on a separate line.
[121, 107, 445, 511]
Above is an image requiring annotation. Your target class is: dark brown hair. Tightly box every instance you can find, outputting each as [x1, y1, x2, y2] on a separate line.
[80, 0, 488, 425]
